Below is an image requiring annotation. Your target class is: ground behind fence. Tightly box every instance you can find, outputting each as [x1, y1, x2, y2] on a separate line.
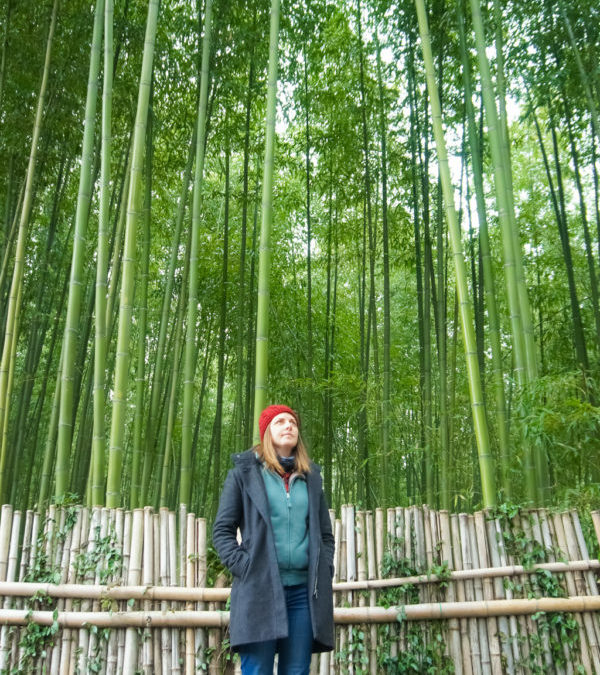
[0, 503, 598, 673]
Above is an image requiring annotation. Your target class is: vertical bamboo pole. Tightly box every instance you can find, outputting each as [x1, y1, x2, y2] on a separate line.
[123, 509, 143, 671]
[484, 513, 515, 674]
[468, 515, 491, 674]
[355, 510, 367, 672]
[196, 517, 208, 671]
[375, 508, 384, 578]
[338, 506, 348, 673]
[537, 510, 570, 674]
[185, 513, 196, 674]
[0, 506, 17, 670]
[252, 0, 281, 433]
[365, 511, 377, 675]
[345, 505, 356, 674]
[77, 507, 100, 673]
[332, 517, 341, 675]
[562, 512, 600, 670]
[458, 513, 481, 675]
[111, 507, 124, 671]
[159, 508, 170, 672]
[528, 511, 554, 671]
[52, 507, 77, 674]
[591, 511, 600, 546]
[386, 508, 398, 661]
[153, 512, 161, 671]
[552, 512, 589, 671]
[474, 511, 501, 674]
[439, 511, 462, 667]
[168, 510, 179, 672]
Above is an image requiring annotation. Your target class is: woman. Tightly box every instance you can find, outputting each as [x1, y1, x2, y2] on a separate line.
[213, 404, 335, 674]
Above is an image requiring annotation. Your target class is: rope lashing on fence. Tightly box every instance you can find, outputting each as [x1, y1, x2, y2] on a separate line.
[0, 558, 597, 601]
[1, 595, 600, 628]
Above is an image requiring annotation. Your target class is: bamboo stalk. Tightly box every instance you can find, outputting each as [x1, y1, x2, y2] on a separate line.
[106, 508, 124, 675]
[77, 507, 100, 673]
[0, 507, 17, 670]
[475, 511, 500, 675]
[345, 504, 355, 674]
[570, 510, 600, 654]
[562, 511, 600, 670]
[332, 517, 341, 675]
[469, 514, 491, 675]
[116, 508, 128, 673]
[538, 509, 571, 675]
[529, 510, 555, 673]
[484, 512, 514, 675]
[51, 508, 75, 674]
[0, 552, 593, 601]
[591, 511, 600, 547]
[438, 511, 462, 669]
[1, 595, 599, 629]
[553, 511, 592, 672]
[153, 512, 161, 671]
[197, 517, 208, 671]
[141, 507, 153, 673]
[185, 513, 195, 674]
[450, 513, 471, 675]
[365, 511, 376, 675]
[159, 508, 169, 674]
[168, 509, 179, 673]
[355, 510, 367, 673]
[459, 513, 481, 675]
[123, 509, 143, 672]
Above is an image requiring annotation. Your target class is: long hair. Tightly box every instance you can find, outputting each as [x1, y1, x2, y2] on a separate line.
[256, 426, 311, 475]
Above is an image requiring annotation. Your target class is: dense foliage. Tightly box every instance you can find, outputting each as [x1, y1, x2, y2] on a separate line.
[0, 0, 599, 515]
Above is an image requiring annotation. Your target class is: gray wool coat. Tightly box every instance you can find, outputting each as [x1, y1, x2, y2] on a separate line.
[212, 450, 335, 652]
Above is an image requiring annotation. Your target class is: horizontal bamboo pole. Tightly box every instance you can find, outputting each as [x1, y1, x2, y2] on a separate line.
[2, 595, 600, 628]
[0, 581, 229, 602]
[0, 558, 597, 601]
[334, 559, 600, 590]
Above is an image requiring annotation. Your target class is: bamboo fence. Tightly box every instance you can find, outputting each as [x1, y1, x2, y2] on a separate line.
[0, 504, 598, 673]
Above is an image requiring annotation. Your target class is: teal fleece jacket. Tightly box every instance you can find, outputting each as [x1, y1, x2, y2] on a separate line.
[261, 467, 309, 586]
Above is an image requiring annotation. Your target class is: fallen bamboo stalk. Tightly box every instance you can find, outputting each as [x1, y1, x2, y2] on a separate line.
[0, 558, 597, 602]
[2, 595, 600, 629]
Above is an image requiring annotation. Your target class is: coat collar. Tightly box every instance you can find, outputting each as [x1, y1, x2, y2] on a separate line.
[232, 450, 323, 526]
[232, 450, 271, 524]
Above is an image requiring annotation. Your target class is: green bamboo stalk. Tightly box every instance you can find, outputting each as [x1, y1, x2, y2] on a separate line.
[179, 0, 213, 507]
[159, 253, 188, 508]
[469, 0, 528, 388]
[105, 0, 159, 508]
[0, 0, 59, 500]
[493, 0, 538, 386]
[375, 26, 390, 506]
[130, 105, 152, 509]
[559, 3, 600, 144]
[415, 0, 496, 508]
[252, 0, 280, 442]
[0, 0, 10, 114]
[55, 0, 104, 500]
[91, 0, 113, 507]
[141, 124, 196, 505]
[456, 0, 510, 496]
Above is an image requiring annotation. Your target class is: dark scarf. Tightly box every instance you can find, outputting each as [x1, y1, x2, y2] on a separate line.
[278, 455, 296, 473]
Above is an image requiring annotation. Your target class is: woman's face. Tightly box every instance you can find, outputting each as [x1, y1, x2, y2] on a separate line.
[269, 412, 298, 456]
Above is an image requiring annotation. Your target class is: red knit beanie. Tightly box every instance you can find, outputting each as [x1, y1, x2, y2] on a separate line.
[258, 405, 298, 441]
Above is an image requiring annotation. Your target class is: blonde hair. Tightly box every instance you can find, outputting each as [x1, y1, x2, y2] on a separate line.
[256, 425, 311, 475]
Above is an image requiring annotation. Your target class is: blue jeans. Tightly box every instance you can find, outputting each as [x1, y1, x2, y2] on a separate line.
[239, 584, 313, 674]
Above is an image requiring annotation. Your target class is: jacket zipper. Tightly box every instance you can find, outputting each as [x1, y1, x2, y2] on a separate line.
[313, 544, 320, 598]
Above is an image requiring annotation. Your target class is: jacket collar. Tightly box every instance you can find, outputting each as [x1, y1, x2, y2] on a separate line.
[232, 449, 323, 525]
[232, 449, 271, 524]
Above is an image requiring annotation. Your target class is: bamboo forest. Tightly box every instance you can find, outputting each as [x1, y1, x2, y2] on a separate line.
[0, 0, 599, 519]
